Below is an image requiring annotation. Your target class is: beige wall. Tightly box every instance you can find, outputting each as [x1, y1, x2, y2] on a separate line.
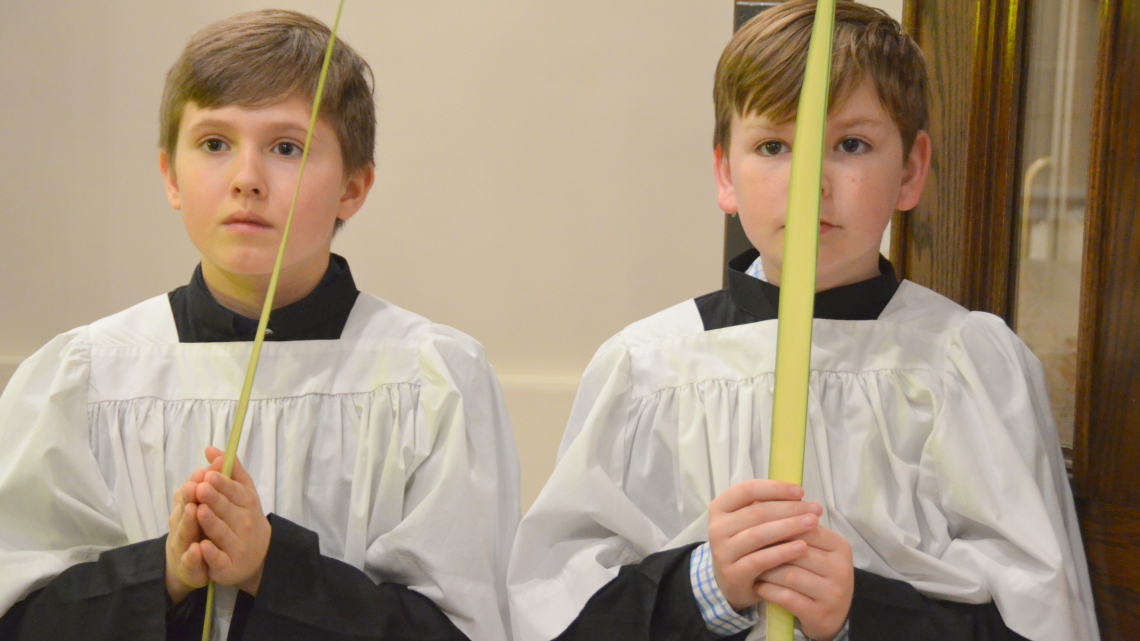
[0, 0, 902, 511]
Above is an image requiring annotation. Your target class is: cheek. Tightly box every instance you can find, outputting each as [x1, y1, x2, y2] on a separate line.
[843, 167, 899, 209]
[290, 176, 343, 233]
[740, 170, 787, 212]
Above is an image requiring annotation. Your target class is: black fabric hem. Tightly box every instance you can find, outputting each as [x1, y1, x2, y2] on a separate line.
[243, 514, 467, 641]
[849, 569, 1031, 641]
[0, 536, 168, 640]
[166, 587, 208, 641]
[554, 543, 739, 641]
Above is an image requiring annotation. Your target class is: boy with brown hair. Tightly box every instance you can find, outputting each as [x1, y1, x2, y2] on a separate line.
[0, 10, 519, 641]
[507, 2, 1098, 640]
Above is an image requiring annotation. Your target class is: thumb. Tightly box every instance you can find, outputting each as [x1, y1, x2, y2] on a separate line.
[229, 453, 256, 489]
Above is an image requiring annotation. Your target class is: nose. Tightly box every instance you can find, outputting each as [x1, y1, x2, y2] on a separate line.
[820, 163, 832, 199]
[231, 147, 267, 198]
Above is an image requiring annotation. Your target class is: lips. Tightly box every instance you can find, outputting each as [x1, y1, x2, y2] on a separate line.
[223, 211, 272, 229]
[778, 221, 839, 232]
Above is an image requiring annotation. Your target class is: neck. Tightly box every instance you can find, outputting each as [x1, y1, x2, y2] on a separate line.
[762, 250, 882, 292]
[200, 253, 330, 319]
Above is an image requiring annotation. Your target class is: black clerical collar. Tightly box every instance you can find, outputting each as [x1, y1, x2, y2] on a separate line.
[696, 248, 899, 331]
[167, 254, 360, 343]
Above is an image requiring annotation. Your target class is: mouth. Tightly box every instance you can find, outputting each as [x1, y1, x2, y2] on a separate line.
[222, 211, 273, 232]
[778, 221, 839, 234]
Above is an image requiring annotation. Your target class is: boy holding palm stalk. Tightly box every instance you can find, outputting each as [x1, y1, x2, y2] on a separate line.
[0, 10, 518, 641]
[508, 2, 1098, 640]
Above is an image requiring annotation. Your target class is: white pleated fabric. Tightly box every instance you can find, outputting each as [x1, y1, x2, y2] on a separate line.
[508, 281, 1098, 641]
[0, 293, 520, 641]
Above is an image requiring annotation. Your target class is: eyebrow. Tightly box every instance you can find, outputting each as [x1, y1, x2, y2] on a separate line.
[831, 116, 886, 129]
[186, 119, 311, 138]
[738, 119, 792, 134]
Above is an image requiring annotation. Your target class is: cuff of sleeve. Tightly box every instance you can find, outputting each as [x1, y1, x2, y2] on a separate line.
[832, 618, 850, 641]
[689, 542, 760, 637]
[254, 513, 321, 617]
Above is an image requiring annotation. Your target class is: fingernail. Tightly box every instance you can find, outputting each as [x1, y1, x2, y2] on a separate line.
[802, 514, 816, 527]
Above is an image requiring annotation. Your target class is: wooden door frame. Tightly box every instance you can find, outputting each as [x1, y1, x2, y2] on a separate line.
[1071, 0, 1140, 636]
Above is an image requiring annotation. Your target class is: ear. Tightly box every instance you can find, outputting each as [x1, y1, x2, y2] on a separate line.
[159, 151, 182, 210]
[714, 144, 738, 214]
[896, 130, 931, 211]
[337, 164, 375, 223]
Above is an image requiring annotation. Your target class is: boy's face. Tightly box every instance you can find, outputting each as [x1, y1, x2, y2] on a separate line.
[714, 78, 930, 291]
[160, 95, 372, 285]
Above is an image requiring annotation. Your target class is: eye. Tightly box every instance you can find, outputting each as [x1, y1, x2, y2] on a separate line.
[274, 142, 301, 157]
[838, 137, 870, 154]
[201, 138, 227, 152]
[757, 140, 788, 157]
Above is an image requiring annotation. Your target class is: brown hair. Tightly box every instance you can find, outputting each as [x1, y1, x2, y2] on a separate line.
[160, 10, 375, 230]
[713, 0, 928, 156]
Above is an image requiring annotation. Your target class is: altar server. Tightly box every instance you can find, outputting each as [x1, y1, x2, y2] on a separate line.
[0, 10, 519, 640]
[507, 2, 1099, 640]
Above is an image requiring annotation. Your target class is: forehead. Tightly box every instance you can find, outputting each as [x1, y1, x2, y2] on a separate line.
[179, 94, 321, 134]
[733, 78, 898, 137]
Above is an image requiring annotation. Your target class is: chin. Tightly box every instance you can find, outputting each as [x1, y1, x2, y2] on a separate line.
[209, 250, 279, 278]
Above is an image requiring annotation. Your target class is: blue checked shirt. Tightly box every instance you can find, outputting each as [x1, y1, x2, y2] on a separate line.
[689, 543, 850, 639]
[690, 542, 760, 636]
[692, 256, 849, 640]
[745, 255, 768, 282]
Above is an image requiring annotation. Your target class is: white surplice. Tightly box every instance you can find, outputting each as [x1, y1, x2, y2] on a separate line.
[0, 293, 520, 641]
[508, 280, 1098, 641]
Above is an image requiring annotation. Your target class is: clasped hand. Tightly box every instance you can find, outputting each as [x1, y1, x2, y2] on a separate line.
[708, 479, 853, 641]
[164, 446, 272, 605]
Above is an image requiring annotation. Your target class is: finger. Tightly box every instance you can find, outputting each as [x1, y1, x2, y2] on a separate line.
[190, 468, 206, 484]
[770, 544, 832, 578]
[712, 500, 822, 542]
[755, 580, 817, 619]
[759, 562, 830, 600]
[169, 485, 187, 531]
[202, 469, 253, 511]
[181, 479, 201, 508]
[179, 542, 209, 587]
[196, 503, 239, 556]
[199, 538, 232, 577]
[730, 539, 808, 580]
[182, 541, 205, 573]
[204, 446, 225, 467]
[228, 455, 257, 492]
[722, 512, 819, 562]
[169, 502, 198, 553]
[179, 502, 201, 545]
[789, 522, 848, 553]
[712, 479, 805, 514]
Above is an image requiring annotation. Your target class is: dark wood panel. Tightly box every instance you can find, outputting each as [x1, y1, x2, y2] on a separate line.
[1078, 500, 1140, 638]
[1073, 0, 1140, 637]
[897, 0, 1028, 320]
[894, 0, 976, 298]
[1075, 0, 1140, 505]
